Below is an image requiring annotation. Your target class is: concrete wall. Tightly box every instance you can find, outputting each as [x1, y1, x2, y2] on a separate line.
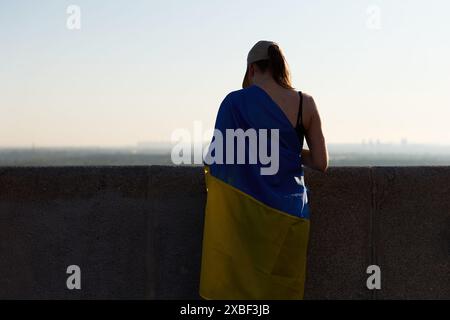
[0, 166, 448, 299]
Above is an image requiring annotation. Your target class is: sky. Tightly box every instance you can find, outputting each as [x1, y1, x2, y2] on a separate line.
[1, 0, 450, 147]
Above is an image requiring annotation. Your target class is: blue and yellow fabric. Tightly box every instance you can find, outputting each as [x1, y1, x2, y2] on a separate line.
[200, 84, 310, 300]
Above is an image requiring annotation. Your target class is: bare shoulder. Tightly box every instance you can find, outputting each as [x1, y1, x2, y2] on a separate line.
[300, 92, 320, 129]
[301, 92, 317, 111]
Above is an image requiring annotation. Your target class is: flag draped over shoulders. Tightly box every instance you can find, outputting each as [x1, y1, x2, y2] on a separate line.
[199, 84, 311, 300]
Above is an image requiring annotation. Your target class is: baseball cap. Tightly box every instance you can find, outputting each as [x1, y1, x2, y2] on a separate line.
[246, 40, 279, 65]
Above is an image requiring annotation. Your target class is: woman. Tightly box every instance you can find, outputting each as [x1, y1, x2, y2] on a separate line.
[200, 40, 328, 299]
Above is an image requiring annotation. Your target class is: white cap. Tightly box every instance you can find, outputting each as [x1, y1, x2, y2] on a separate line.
[246, 40, 279, 65]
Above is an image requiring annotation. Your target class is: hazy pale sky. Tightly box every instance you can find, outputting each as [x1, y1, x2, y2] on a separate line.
[1, 0, 449, 147]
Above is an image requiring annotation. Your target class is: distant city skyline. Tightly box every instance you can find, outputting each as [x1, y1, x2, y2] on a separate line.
[3, 138, 450, 152]
[1, 1, 450, 147]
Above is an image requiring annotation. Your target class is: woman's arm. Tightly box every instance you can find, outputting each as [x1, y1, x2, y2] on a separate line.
[302, 95, 328, 172]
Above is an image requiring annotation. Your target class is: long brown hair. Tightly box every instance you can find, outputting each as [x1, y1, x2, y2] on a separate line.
[242, 44, 294, 89]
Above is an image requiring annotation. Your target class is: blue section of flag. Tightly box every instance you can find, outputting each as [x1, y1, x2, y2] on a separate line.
[206, 85, 310, 219]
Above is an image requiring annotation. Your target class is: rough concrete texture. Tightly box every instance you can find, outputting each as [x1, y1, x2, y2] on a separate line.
[372, 167, 450, 299]
[304, 168, 372, 299]
[0, 166, 448, 299]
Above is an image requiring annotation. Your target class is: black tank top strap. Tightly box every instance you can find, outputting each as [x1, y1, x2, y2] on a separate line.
[296, 91, 305, 142]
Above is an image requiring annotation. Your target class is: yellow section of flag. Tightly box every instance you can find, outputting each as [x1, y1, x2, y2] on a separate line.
[199, 167, 310, 300]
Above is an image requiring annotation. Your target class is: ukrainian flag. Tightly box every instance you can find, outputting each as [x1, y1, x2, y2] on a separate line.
[199, 85, 310, 300]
